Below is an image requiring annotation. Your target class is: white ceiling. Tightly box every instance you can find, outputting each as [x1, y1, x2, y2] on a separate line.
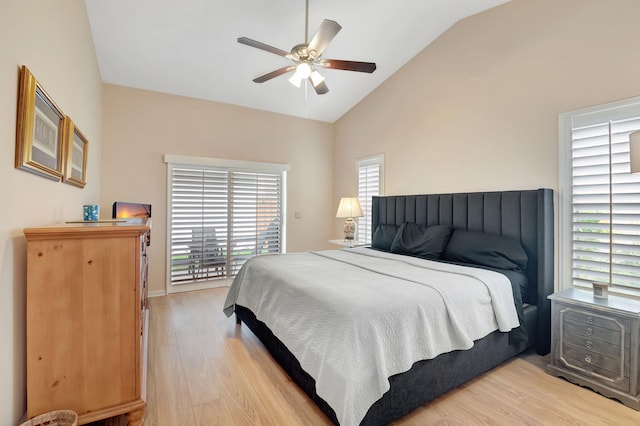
[85, 0, 509, 123]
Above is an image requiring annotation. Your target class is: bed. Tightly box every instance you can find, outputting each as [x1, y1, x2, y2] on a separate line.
[224, 188, 554, 425]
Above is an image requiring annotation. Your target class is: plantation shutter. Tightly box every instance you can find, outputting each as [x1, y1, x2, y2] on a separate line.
[171, 167, 229, 284]
[230, 171, 282, 276]
[571, 117, 640, 290]
[169, 167, 229, 285]
[168, 162, 284, 287]
[357, 155, 383, 243]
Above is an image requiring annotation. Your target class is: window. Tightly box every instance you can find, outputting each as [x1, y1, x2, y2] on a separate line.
[357, 154, 384, 243]
[559, 97, 640, 293]
[165, 155, 288, 293]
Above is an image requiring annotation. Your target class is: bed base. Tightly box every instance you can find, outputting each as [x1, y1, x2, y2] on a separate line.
[235, 304, 536, 426]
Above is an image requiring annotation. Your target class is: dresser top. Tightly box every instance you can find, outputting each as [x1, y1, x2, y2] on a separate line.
[24, 218, 150, 240]
[549, 288, 640, 315]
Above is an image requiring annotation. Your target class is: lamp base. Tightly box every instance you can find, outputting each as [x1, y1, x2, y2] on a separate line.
[343, 218, 356, 240]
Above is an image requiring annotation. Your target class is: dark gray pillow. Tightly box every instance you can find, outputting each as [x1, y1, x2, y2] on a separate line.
[444, 230, 528, 271]
[372, 224, 400, 251]
[390, 222, 453, 259]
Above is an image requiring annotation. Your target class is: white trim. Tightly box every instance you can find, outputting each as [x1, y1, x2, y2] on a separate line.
[558, 112, 573, 291]
[558, 96, 640, 297]
[570, 95, 640, 128]
[281, 171, 287, 253]
[164, 154, 290, 173]
[148, 289, 167, 298]
[166, 278, 228, 295]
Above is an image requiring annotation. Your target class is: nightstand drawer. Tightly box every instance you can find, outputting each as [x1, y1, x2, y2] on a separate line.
[563, 308, 631, 332]
[560, 343, 629, 391]
[562, 318, 628, 346]
[563, 333, 625, 358]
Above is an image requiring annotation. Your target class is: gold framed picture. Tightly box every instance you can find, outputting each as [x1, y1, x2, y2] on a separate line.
[15, 65, 65, 181]
[62, 117, 89, 188]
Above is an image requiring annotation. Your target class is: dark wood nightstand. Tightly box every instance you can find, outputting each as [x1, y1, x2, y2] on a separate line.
[547, 288, 640, 410]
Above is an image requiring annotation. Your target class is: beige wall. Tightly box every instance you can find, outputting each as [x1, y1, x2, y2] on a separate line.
[0, 1, 102, 423]
[100, 84, 334, 294]
[335, 0, 640, 202]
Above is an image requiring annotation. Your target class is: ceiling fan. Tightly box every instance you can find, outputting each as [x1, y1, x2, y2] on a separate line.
[237, 0, 376, 95]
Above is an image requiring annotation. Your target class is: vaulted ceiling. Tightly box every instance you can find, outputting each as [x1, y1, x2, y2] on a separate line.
[86, 0, 509, 122]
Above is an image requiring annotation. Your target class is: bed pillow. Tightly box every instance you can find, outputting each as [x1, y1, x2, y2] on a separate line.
[390, 222, 453, 259]
[371, 224, 400, 251]
[444, 229, 528, 271]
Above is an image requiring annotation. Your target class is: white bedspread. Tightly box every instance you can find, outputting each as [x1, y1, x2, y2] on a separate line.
[223, 247, 519, 426]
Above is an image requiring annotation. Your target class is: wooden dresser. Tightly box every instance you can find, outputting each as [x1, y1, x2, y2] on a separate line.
[24, 220, 150, 425]
[547, 288, 640, 410]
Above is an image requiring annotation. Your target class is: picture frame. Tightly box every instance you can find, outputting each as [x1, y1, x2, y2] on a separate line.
[592, 281, 609, 299]
[15, 65, 65, 181]
[62, 117, 89, 188]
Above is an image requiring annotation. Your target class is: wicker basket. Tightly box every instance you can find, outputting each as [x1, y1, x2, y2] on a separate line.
[20, 410, 78, 426]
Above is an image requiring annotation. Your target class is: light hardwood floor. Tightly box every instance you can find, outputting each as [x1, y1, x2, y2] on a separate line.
[125, 287, 640, 425]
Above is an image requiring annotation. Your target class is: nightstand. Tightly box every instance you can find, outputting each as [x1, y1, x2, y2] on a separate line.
[547, 288, 640, 410]
[329, 239, 368, 248]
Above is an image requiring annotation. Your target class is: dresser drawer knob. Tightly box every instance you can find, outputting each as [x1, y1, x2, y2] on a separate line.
[586, 327, 593, 336]
[585, 355, 592, 363]
[585, 341, 593, 349]
[587, 316, 594, 324]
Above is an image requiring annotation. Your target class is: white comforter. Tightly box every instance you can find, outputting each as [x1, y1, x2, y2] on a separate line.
[223, 247, 519, 426]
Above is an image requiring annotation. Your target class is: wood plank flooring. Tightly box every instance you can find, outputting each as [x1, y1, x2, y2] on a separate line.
[104, 287, 640, 425]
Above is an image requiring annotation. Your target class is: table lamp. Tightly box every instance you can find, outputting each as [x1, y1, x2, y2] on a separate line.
[336, 197, 364, 240]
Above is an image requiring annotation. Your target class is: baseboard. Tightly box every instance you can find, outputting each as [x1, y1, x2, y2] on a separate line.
[148, 289, 166, 298]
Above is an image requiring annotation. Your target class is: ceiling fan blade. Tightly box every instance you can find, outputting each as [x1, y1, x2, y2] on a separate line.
[253, 66, 296, 83]
[307, 20, 342, 57]
[313, 80, 329, 95]
[319, 59, 377, 73]
[238, 37, 292, 58]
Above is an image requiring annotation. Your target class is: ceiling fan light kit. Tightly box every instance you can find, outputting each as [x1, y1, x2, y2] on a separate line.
[238, 1, 376, 95]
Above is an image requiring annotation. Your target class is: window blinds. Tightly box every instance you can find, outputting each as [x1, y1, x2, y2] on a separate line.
[357, 158, 382, 243]
[230, 171, 282, 276]
[571, 117, 640, 290]
[169, 166, 282, 286]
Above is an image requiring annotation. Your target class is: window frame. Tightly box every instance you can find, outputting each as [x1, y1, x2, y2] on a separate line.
[559, 96, 640, 297]
[164, 154, 289, 294]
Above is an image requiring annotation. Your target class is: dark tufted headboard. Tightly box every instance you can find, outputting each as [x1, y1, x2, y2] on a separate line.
[372, 188, 554, 355]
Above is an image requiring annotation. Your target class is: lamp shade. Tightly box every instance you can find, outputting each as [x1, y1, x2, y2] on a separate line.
[630, 131, 640, 173]
[336, 197, 364, 218]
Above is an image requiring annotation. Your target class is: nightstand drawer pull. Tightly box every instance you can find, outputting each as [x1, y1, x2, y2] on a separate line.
[586, 327, 593, 336]
[584, 355, 592, 363]
[585, 341, 593, 349]
[587, 316, 594, 324]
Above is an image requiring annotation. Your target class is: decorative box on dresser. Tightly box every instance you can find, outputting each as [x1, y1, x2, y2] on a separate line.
[24, 219, 150, 425]
[547, 288, 640, 410]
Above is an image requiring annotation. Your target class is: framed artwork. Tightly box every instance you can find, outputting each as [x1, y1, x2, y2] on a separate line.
[62, 117, 89, 188]
[15, 65, 65, 181]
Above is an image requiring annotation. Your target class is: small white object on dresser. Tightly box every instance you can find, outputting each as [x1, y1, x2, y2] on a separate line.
[547, 288, 640, 410]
